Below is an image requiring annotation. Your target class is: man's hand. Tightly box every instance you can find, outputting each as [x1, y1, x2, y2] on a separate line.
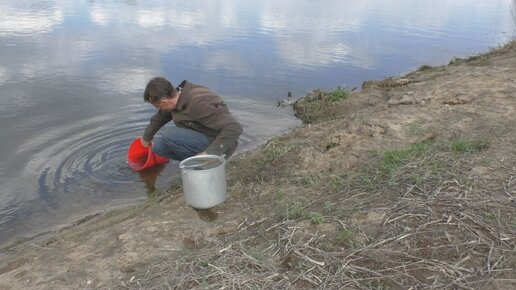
[141, 138, 151, 148]
[196, 151, 208, 156]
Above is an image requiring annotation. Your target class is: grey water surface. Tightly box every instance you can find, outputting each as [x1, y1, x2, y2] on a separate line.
[0, 0, 515, 247]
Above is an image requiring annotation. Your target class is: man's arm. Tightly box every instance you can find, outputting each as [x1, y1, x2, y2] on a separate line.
[203, 117, 243, 155]
[142, 110, 172, 146]
[192, 101, 243, 156]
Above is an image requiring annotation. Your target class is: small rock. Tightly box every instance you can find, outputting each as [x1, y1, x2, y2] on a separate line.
[395, 78, 410, 85]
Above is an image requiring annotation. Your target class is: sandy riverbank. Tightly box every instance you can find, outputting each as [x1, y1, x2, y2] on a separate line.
[0, 41, 515, 289]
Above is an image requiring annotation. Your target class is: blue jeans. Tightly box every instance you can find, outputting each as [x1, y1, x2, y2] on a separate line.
[152, 126, 210, 161]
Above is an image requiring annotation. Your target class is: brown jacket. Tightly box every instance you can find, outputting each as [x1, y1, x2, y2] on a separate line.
[143, 81, 243, 157]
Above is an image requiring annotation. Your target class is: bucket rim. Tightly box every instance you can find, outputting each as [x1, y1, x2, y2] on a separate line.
[179, 154, 225, 170]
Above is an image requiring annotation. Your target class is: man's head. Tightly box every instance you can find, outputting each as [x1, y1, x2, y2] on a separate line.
[144, 77, 179, 112]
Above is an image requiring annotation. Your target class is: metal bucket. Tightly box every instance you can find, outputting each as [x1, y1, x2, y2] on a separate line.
[179, 155, 227, 209]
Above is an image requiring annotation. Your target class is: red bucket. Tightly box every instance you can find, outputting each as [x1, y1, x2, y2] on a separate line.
[127, 138, 169, 172]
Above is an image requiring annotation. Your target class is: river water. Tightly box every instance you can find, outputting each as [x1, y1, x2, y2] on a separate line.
[0, 0, 515, 247]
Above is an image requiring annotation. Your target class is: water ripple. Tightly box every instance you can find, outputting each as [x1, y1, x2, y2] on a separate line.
[20, 105, 150, 202]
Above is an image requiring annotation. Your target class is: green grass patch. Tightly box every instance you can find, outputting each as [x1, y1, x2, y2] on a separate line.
[352, 140, 436, 190]
[293, 173, 344, 193]
[296, 175, 317, 186]
[323, 202, 334, 214]
[482, 211, 497, 223]
[358, 173, 377, 190]
[368, 280, 392, 290]
[273, 190, 287, 203]
[418, 64, 433, 71]
[380, 140, 434, 176]
[450, 137, 473, 153]
[325, 174, 345, 192]
[200, 278, 210, 289]
[261, 137, 294, 164]
[327, 89, 349, 102]
[450, 137, 489, 153]
[410, 173, 424, 186]
[280, 200, 327, 223]
[283, 200, 308, 220]
[335, 229, 356, 246]
[307, 212, 325, 224]
[351, 136, 492, 192]
[249, 248, 267, 261]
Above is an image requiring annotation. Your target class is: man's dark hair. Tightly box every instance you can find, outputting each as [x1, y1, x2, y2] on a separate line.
[143, 77, 177, 103]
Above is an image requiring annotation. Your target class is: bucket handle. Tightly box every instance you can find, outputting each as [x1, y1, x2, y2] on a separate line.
[180, 158, 220, 170]
[151, 151, 158, 165]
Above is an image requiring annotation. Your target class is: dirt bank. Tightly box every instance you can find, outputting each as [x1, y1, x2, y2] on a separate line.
[1, 41, 515, 289]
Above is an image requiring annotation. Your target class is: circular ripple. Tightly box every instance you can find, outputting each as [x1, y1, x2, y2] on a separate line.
[26, 106, 153, 198]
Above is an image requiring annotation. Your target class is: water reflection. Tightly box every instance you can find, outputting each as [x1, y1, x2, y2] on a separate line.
[2, 1, 514, 96]
[137, 163, 170, 196]
[0, 2, 64, 36]
[512, 0, 516, 25]
[98, 68, 157, 94]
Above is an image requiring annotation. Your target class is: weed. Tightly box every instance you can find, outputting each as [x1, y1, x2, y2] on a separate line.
[249, 249, 266, 261]
[450, 137, 489, 153]
[450, 138, 473, 153]
[353, 165, 379, 190]
[261, 138, 293, 164]
[323, 202, 334, 214]
[473, 139, 489, 151]
[283, 200, 308, 220]
[349, 140, 436, 190]
[418, 64, 432, 71]
[482, 211, 497, 223]
[410, 173, 424, 186]
[297, 175, 317, 186]
[325, 174, 344, 192]
[381, 140, 433, 175]
[359, 174, 377, 190]
[327, 89, 349, 102]
[294, 173, 344, 192]
[369, 280, 391, 290]
[382, 150, 411, 171]
[273, 190, 287, 203]
[307, 212, 325, 224]
[200, 260, 209, 267]
[200, 278, 210, 289]
[325, 141, 339, 150]
[335, 229, 355, 245]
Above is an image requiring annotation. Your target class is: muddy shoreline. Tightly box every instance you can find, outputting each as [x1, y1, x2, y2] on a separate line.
[1, 41, 515, 289]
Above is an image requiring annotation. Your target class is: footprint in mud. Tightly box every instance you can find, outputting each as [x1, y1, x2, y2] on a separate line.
[194, 208, 219, 222]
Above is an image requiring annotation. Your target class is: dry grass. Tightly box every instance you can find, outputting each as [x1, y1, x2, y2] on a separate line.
[115, 138, 516, 290]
